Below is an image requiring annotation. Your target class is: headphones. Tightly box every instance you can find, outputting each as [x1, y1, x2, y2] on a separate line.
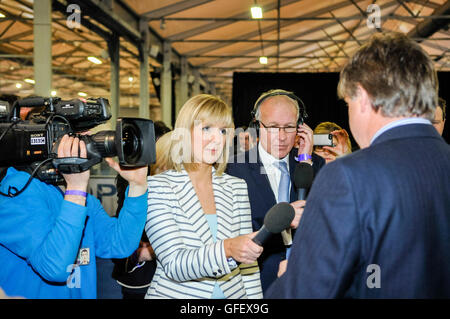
[249, 90, 308, 135]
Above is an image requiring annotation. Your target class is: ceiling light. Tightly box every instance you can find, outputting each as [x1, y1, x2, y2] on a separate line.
[128, 76, 134, 82]
[24, 78, 35, 84]
[78, 92, 87, 97]
[0, 13, 5, 18]
[251, 6, 263, 19]
[87, 56, 102, 64]
[15, 83, 22, 89]
[259, 56, 268, 64]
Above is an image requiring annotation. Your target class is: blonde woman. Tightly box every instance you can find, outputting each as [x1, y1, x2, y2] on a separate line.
[145, 94, 263, 299]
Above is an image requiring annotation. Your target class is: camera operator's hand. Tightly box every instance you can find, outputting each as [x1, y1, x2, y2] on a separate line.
[58, 134, 90, 206]
[105, 158, 148, 197]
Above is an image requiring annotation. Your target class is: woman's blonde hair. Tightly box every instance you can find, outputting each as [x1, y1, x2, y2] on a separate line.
[150, 131, 173, 176]
[168, 94, 234, 175]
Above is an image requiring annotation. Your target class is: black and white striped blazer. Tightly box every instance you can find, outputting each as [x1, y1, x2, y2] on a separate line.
[145, 168, 263, 299]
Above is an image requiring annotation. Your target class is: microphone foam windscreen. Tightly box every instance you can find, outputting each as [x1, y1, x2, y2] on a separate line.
[264, 202, 295, 233]
[294, 162, 314, 189]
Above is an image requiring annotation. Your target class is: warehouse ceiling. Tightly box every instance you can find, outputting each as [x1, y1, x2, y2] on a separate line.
[0, 0, 449, 111]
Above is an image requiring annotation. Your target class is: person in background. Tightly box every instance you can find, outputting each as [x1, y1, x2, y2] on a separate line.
[146, 94, 263, 299]
[313, 121, 352, 164]
[432, 97, 446, 136]
[236, 125, 257, 154]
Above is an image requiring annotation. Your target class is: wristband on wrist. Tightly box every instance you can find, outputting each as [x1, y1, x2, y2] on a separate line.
[295, 153, 312, 162]
[65, 190, 88, 198]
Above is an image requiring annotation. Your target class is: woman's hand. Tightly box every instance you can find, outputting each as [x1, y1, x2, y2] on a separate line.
[224, 232, 263, 264]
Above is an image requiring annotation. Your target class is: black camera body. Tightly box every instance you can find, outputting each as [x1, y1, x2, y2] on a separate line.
[0, 97, 156, 184]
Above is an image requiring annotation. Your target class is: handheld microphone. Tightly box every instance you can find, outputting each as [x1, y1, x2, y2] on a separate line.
[294, 162, 314, 201]
[252, 202, 295, 246]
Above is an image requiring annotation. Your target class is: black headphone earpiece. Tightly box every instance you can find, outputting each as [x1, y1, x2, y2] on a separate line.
[250, 91, 308, 137]
[249, 109, 260, 135]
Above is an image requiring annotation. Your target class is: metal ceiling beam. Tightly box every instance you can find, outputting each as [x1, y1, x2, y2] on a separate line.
[0, 20, 16, 38]
[52, 1, 112, 41]
[174, 37, 449, 43]
[166, 0, 301, 41]
[151, 15, 450, 22]
[0, 30, 33, 44]
[183, 0, 369, 56]
[408, 0, 440, 10]
[64, 0, 141, 43]
[188, 55, 350, 59]
[142, 0, 214, 19]
[329, 11, 362, 45]
[396, 0, 418, 17]
[51, 0, 210, 89]
[194, 0, 400, 68]
[408, 0, 450, 40]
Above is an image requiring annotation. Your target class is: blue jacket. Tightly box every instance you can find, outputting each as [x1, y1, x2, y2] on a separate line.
[0, 167, 147, 299]
[266, 124, 450, 298]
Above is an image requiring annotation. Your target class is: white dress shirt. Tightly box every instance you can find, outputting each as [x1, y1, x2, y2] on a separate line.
[258, 142, 293, 245]
[258, 142, 291, 203]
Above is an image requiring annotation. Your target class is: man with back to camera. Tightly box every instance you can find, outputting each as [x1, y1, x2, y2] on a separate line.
[226, 89, 325, 293]
[266, 32, 450, 298]
[0, 134, 148, 299]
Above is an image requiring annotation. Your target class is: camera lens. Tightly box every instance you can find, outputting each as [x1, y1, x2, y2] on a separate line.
[121, 123, 141, 163]
[77, 118, 153, 167]
[85, 131, 116, 158]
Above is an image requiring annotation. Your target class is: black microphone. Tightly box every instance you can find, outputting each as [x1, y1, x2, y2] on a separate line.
[294, 162, 314, 201]
[252, 202, 295, 246]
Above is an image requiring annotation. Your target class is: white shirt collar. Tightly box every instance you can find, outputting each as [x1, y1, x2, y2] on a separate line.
[258, 142, 290, 171]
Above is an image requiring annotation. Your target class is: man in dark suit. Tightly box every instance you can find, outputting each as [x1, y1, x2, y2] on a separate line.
[266, 32, 450, 298]
[226, 89, 325, 293]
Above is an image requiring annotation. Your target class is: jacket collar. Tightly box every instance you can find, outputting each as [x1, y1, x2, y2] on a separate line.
[171, 166, 232, 243]
[371, 123, 441, 146]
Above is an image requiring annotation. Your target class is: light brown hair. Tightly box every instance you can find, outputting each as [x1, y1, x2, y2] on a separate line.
[338, 32, 438, 120]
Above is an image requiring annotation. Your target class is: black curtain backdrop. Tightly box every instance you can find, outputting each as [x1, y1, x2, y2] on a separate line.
[232, 72, 449, 145]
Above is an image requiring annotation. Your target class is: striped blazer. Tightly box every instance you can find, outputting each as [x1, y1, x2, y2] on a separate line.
[145, 168, 263, 299]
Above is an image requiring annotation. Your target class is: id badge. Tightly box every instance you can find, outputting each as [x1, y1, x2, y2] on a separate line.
[77, 248, 90, 266]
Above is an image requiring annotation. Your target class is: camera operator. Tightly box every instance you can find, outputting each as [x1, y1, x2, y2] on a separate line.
[0, 133, 148, 299]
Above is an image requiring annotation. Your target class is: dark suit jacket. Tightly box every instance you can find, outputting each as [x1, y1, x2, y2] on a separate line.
[266, 124, 450, 298]
[226, 146, 325, 293]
